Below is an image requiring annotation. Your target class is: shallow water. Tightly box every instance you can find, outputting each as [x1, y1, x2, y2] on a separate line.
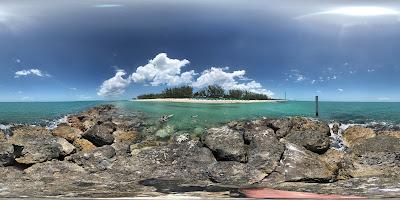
[114, 101, 400, 131]
[1, 100, 400, 132]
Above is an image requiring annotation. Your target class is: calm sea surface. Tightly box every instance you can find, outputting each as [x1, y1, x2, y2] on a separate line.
[1, 101, 400, 131]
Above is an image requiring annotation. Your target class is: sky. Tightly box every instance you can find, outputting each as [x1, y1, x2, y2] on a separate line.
[1, 0, 400, 102]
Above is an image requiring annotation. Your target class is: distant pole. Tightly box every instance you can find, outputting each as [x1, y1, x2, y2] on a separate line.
[285, 92, 287, 101]
[315, 96, 319, 117]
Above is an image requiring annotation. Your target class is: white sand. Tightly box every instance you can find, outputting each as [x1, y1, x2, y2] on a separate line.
[132, 98, 284, 104]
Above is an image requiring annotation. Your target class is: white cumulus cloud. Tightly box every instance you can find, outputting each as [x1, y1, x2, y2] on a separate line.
[130, 53, 193, 86]
[97, 70, 131, 97]
[14, 69, 50, 78]
[98, 53, 273, 97]
[192, 67, 273, 96]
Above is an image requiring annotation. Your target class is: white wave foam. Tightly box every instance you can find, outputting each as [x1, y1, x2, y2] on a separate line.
[46, 116, 68, 130]
[0, 124, 11, 130]
[329, 123, 359, 151]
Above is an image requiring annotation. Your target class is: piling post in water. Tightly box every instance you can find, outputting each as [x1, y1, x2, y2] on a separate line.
[315, 96, 319, 117]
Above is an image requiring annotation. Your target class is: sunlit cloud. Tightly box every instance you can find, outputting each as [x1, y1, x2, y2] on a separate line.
[320, 7, 399, 17]
[97, 69, 131, 97]
[286, 69, 306, 83]
[296, 6, 400, 19]
[338, 88, 344, 92]
[0, 7, 32, 32]
[93, 4, 124, 8]
[98, 53, 273, 97]
[14, 69, 51, 78]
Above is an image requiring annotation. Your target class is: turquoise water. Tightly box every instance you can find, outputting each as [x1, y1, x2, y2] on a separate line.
[1, 101, 400, 131]
[114, 101, 400, 131]
[0, 101, 106, 125]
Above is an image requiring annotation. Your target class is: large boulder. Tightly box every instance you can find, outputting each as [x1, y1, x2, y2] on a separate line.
[55, 137, 76, 156]
[10, 125, 51, 137]
[25, 160, 86, 180]
[282, 142, 337, 182]
[111, 129, 139, 156]
[67, 145, 116, 172]
[0, 143, 14, 166]
[125, 140, 217, 181]
[8, 129, 62, 164]
[72, 138, 97, 152]
[340, 136, 400, 178]
[82, 124, 115, 146]
[265, 118, 293, 138]
[51, 123, 82, 142]
[342, 126, 376, 147]
[207, 161, 266, 185]
[244, 128, 285, 174]
[284, 117, 331, 154]
[67, 115, 86, 131]
[201, 126, 247, 162]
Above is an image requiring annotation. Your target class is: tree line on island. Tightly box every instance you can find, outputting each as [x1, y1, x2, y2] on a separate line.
[136, 85, 273, 100]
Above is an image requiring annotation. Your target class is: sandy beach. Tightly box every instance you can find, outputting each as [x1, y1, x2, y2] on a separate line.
[133, 98, 284, 104]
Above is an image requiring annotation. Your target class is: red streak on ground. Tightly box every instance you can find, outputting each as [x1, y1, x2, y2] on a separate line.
[241, 188, 364, 199]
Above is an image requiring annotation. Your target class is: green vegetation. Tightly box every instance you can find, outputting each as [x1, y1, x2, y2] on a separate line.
[136, 85, 271, 100]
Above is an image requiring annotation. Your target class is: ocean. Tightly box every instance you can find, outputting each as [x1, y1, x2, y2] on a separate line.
[1, 101, 400, 131]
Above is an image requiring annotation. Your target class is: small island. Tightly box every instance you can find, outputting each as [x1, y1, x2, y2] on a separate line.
[133, 85, 283, 103]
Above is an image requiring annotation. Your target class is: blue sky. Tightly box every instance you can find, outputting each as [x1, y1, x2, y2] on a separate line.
[1, 0, 400, 102]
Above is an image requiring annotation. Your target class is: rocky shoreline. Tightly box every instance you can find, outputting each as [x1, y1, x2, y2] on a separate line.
[0, 105, 399, 198]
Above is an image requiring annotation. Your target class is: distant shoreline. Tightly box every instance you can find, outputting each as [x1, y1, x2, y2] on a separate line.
[132, 98, 285, 104]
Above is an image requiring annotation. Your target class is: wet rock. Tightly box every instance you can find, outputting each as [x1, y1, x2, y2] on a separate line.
[159, 114, 174, 123]
[72, 138, 96, 152]
[0, 143, 14, 166]
[51, 123, 82, 142]
[282, 142, 337, 182]
[201, 126, 246, 162]
[155, 125, 174, 139]
[341, 136, 400, 178]
[68, 145, 116, 172]
[55, 137, 76, 156]
[284, 118, 330, 154]
[207, 161, 266, 185]
[82, 124, 115, 146]
[24, 160, 86, 180]
[331, 123, 340, 135]
[245, 128, 285, 174]
[342, 126, 376, 147]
